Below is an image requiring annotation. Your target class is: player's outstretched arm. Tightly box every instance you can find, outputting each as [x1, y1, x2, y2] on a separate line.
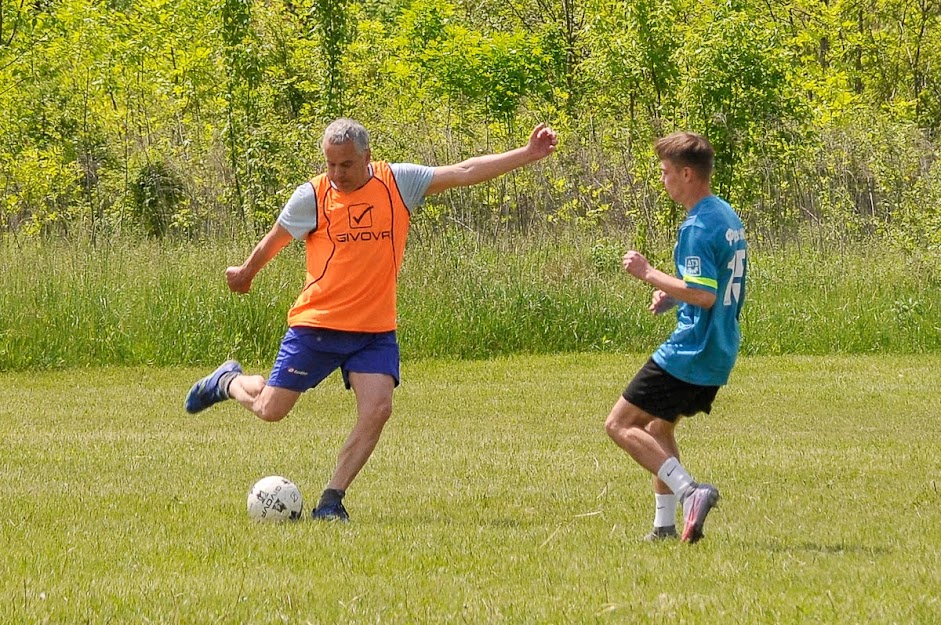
[424, 123, 558, 196]
[226, 223, 294, 294]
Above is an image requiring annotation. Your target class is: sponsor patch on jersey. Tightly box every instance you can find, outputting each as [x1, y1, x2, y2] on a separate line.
[684, 256, 702, 277]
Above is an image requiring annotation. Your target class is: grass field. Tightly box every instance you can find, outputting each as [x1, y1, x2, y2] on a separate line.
[2, 354, 939, 623]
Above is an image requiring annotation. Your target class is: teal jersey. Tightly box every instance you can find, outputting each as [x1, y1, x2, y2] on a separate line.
[652, 195, 747, 386]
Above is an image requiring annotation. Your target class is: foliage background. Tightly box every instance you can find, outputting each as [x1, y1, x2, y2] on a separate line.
[1, 0, 940, 249]
[1, 0, 940, 371]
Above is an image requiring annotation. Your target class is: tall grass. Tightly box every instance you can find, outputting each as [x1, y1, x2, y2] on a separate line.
[0, 238, 296, 370]
[0, 232, 938, 371]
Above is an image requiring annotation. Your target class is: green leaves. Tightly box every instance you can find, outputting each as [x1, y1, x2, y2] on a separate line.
[1, 0, 941, 245]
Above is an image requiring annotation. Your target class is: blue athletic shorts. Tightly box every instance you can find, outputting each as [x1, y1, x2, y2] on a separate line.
[267, 327, 400, 392]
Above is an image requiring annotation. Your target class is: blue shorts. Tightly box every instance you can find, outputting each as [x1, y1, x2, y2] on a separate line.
[268, 327, 400, 392]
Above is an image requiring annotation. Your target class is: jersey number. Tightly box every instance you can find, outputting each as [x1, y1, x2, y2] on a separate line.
[724, 250, 746, 306]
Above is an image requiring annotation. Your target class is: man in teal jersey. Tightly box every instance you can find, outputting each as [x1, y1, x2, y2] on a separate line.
[605, 131, 747, 543]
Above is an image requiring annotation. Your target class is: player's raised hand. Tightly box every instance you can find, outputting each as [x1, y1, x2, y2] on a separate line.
[526, 123, 558, 160]
[622, 250, 651, 280]
[226, 265, 253, 294]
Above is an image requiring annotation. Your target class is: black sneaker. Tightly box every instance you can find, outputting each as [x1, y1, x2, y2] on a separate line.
[312, 489, 350, 522]
[681, 483, 720, 543]
[644, 525, 678, 542]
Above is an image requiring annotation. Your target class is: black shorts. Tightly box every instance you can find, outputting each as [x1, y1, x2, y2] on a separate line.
[623, 358, 720, 423]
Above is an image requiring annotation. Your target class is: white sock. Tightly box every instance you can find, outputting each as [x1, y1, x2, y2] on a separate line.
[657, 457, 696, 499]
[654, 493, 677, 528]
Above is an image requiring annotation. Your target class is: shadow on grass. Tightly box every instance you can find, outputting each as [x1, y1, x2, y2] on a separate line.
[757, 540, 891, 556]
[374, 515, 532, 529]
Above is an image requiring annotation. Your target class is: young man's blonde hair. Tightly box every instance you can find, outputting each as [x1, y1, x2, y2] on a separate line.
[654, 132, 715, 181]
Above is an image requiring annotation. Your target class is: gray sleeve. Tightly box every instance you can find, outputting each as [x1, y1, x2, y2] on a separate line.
[390, 163, 434, 212]
[276, 183, 318, 239]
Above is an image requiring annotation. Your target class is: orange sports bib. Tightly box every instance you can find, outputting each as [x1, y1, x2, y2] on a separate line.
[287, 162, 410, 332]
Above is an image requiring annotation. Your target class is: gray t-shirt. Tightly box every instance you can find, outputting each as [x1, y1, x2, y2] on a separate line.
[277, 163, 434, 239]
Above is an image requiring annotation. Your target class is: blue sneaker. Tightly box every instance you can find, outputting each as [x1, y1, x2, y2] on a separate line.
[681, 483, 720, 543]
[184, 360, 242, 414]
[312, 500, 349, 522]
[312, 489, 349, 522]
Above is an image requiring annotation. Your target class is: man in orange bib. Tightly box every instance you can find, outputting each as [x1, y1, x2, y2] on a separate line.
[185, 118, 558, 521]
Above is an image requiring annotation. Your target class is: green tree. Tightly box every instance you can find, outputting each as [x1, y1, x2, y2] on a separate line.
[683, 4, 810, 205]
[309, 0, 354, 118]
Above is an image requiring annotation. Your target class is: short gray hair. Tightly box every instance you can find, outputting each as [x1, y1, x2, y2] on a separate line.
[322, 118, 370, 154]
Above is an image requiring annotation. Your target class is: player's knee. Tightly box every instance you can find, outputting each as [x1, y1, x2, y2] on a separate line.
[358, 397, 392, 428]
[254, 401, 289, 423]
[372, 399, 393, 423]
[257, 410, 286, 423]
[605, 404, 646, 438]
[604, 412, 623, 439]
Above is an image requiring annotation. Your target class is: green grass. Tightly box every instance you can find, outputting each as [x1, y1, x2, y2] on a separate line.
[1, 235, 939, 371]
[2, 354, 939, 623]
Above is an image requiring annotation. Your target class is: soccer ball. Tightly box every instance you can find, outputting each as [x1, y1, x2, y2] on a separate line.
[247, 476, 303, 522]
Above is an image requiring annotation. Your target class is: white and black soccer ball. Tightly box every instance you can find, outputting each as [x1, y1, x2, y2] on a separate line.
[247, 476, 303, 522]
